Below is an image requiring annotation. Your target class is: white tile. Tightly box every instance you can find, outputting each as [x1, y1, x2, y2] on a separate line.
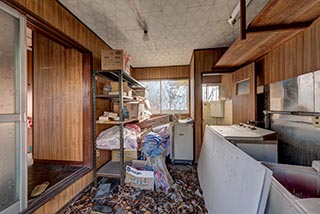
[59, 0, 268, 67]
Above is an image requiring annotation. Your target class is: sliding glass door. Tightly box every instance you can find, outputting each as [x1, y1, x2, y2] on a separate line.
[0, 2, 27, 213]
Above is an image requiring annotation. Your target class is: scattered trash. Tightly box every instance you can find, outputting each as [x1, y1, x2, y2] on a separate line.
[141, 132, 162, 157]
[92, 205, 112, 213]
[95, 183, 111, 199]
[62, 164, 207, 214]
[146, 155, 173, 190]
[30, 181, 50, 198]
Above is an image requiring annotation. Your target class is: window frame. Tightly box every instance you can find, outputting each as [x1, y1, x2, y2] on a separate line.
[141, 78, 190, 114]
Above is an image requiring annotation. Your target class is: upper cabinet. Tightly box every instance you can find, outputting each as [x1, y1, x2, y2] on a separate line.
[215, 0, 320, 68]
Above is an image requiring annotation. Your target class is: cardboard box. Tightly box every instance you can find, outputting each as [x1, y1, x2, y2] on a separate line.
[125, 166, 154, 190]
[111, 149, 137, 162]
[138, 115, 170, 128]
[113, 102, 144, 120]
[101, 49, 130, 74]
[132, 88, 147, 97]
[110, 81, 129, 93]
[126, 102, 144, 120]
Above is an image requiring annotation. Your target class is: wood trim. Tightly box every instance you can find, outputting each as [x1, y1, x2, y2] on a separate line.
[211, 66, 238, 73]
[30, 170, 93, 214]
[240, 0, 246, 40]
[23, 167, 91, 214]
[132, 64, 190, 69]
[247, 22, 312, 33]
[82, 53, 93, 167]
[192, 48, 227, 161]
[131, 65, 190, 80]
[33, 159, 83, 165]
[2, 0, 90, 52]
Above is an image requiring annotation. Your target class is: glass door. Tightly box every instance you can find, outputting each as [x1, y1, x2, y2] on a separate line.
[0, 2, 27, 213]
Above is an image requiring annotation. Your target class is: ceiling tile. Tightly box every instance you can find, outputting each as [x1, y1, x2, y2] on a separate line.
[59, 0, 268, 67]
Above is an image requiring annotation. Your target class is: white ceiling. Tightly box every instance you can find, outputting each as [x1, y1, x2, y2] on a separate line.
[59, 0, 268, 67]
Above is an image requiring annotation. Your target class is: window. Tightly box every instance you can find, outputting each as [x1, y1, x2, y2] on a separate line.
[202, 84, 220, 102]
[142, 79, 189, 114]
[236, 79, 250, 95]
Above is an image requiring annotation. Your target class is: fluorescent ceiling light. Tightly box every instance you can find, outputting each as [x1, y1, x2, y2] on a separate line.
[228, 0, 252, 26]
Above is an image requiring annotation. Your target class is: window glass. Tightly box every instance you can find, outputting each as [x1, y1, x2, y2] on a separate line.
[142, 81, 161, 114]
[236, 79, 250, 95]
[202, 84, 220, 102]
[161, 80, 189, 113]
[141, 79, 189, 114]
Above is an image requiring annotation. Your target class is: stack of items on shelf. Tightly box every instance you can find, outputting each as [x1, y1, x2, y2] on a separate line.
[96, 125, 138, 161]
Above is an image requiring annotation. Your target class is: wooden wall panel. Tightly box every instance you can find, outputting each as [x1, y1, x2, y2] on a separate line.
[262, 17, 320, 85]
[195, 48, 228, 73]
[193, 48, 227, 161]
[250, 0, 320, 26]
[232, 63, 256, 124]
[33, 32, 83, 162]
[11, 0, 112, 70]
[190, 55, 195, 119]
[221, 74, 233, 100]
[34, 171, 93, 214]
[202, 75, 221, 84]
[131, 65, 190, 80]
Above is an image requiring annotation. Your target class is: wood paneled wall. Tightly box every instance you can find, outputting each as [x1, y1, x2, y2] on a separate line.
[221, 74, 233, 100]
[33, 32, 83, 162]
[10, 0, 111, 70]
[131, 65, 190, 80]
[195, 48, 228, 73]
[232, 63, 256, 124]
[34, 171, 93, 214]
[191, 48, 227, 161]
[202, 75, 221, 84]
[190, 55, 195, 119]
[261, 17, 320, 85]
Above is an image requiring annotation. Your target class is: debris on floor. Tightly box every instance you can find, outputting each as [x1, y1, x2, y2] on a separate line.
[62, 164, 207, 214]
[30, 181, 50, 198]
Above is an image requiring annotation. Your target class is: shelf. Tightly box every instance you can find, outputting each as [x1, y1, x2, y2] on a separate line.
[95, 70, 145, 89]
[96, 118, 139, 125]
[97, 161, 131, 178]
[95, 94, 134, 101]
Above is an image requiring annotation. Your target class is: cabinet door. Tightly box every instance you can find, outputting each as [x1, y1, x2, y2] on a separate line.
[173, 124, 193, 160]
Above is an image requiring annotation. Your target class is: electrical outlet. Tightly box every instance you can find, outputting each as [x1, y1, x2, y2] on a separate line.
[96, 149, 100, 158]
[312, 116, 320, 127]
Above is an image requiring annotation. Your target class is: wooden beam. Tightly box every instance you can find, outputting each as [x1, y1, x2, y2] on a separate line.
[247, 22, 312, 33]
[240, 0, 246, 40]
[211, 67, 238, 73]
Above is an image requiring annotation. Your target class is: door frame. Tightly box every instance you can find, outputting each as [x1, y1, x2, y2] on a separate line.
[0, 1, 27, 213]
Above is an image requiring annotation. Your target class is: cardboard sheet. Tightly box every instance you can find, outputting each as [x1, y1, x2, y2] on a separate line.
[198, 126, 272, 214]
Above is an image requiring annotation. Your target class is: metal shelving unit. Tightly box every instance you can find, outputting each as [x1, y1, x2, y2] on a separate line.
[93, 70, 145, 186]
